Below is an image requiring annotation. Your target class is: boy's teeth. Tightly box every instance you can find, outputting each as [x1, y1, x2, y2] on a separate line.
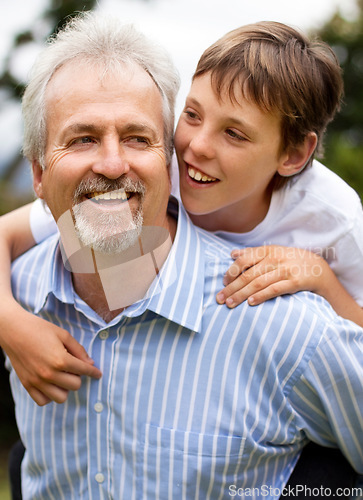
[91, 190, 129, 201]
[188, 167, 216, 182]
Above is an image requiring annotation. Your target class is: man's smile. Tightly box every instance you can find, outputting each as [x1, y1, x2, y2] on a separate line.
[86, 189, 132, 203]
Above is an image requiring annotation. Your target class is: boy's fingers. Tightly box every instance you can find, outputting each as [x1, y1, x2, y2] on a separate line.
[219, 268, 284, 307]
[63, 333, 94, 364]
[222, 259, 280, 298]
[247, 280, 299, 306]
[62, 332, 102, 378]
[27, 364, 101, 406]
[28, 387, 52, 406]
[218, 271, 254, 303]
[28, 384, 69, 406]
[223, 253, 264, 286]
[27, 362, 101, 406]
[65, 354, 102, 379]
[230, 247, 266, 260]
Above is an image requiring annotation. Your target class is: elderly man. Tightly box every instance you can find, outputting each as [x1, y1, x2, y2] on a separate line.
[6, 12, 363, 499]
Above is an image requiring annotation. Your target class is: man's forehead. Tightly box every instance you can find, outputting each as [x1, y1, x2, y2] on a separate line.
[46, 59, 161, 104]
[44, 59, 165, 135]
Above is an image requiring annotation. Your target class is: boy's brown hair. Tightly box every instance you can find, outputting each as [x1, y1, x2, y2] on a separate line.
[193, 21, 344, 189]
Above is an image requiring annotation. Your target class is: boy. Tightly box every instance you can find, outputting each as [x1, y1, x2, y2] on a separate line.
[174, 22, 363, 324]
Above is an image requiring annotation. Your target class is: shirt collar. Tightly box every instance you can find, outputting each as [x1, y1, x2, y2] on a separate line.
[33, 235, 75, 314]
[145, 197, 205, 332]
[34, 198, 205, 333]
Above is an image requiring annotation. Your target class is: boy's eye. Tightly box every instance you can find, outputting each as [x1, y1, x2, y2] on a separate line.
[184, 109, 199, 121]
[226, 129, 245, 141]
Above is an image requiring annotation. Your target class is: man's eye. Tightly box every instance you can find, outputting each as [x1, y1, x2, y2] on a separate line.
[127, 136, 149, 146]
[73, 137, 95, 144]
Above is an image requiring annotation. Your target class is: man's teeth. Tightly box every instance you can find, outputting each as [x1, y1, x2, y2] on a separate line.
[188, 167, 216, 182]
[90, 190, 130, 201]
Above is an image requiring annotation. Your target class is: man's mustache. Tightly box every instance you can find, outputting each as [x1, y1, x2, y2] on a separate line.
[73, 176, 146, 202]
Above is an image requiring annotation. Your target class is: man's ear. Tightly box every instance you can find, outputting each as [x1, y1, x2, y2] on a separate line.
[32, 160, 45, 199]
[278, 132, 317, 178]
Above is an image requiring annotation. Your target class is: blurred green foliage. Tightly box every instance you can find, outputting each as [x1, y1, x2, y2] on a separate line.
[0, 0, 97, 215]
[0, 0, 97, 101]
[316, 0, 363, 201]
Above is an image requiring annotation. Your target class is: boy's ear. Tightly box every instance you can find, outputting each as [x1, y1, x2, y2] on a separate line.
[32, 160, 45, 199]
[278, 132, 317, 177]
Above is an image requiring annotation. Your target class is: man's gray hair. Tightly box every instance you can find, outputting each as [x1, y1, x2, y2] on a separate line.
[22, 12, 180, 166]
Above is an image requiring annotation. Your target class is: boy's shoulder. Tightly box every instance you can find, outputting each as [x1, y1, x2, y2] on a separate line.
[290, 160, 362, 214]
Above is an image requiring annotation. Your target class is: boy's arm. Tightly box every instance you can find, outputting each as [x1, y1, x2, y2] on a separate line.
[0, 203, 101, 406]
[217, 245, 363, 327]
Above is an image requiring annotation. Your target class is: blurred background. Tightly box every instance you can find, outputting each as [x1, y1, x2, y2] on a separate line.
[0, 0, 362, 497]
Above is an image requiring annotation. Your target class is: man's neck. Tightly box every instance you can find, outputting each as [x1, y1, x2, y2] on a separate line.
[72, 272, 123, 322]
[71, 216, 177, 322]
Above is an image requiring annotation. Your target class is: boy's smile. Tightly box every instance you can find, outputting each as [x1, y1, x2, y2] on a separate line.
[186, 164, 218, 184]
[174, 73, 290, 232]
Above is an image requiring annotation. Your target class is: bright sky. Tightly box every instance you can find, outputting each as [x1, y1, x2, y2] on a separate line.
[99, 0, 359, 113]
[0, 0, 359, 176]
[0, 0, 359, 112]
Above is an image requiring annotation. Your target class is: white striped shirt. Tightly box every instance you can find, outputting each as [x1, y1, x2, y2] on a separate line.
[9, 199, 363, 499]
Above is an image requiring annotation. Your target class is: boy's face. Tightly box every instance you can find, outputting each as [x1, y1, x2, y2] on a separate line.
[174, 73, 290, 231]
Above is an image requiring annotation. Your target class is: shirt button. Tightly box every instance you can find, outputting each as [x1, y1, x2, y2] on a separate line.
[99, 330, 109, 340]
[94, 402, 104, 413]
[95, 472, 105, 483]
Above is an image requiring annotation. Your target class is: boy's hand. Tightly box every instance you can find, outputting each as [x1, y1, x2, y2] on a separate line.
[216, 245, 327, 308]
[3, 307, 102, 406]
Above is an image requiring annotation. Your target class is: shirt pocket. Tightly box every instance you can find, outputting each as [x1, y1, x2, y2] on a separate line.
[137, 423, 246, 499]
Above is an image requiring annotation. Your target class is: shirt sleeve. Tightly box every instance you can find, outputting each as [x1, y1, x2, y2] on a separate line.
[289, 316, 363, 473]
[30, 198, 58, 244]
[331, 202, 363, 306]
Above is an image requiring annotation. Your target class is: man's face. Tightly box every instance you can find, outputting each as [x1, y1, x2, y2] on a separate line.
[33, 61, 171, 252]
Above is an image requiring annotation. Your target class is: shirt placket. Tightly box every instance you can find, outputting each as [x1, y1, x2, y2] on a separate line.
[87, 325, 115, 496]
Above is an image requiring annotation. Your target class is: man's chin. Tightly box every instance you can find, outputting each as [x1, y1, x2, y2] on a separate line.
[73, 204, 144, 254]
[83, 227, 142, 254]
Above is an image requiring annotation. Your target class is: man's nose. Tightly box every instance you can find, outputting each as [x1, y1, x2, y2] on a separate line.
[92, 141, 130, 179]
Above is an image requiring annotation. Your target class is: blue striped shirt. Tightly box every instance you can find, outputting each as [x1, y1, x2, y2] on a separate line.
[9, 199, 363, 499]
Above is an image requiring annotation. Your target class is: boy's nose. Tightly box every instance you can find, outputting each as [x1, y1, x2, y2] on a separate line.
[189, 129, 214, 159]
